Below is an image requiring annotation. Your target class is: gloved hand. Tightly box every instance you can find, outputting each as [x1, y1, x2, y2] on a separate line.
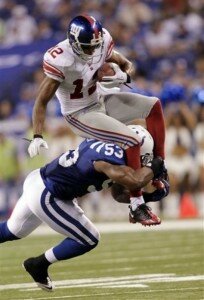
[146, 156, 166, 179]
[101, 63, 131, 88]
[143, 178, 170, 203]
[28, 135, 48, 158]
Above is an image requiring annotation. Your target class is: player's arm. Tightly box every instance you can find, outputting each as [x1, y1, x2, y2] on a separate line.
[32, 76, 60, 135]
[111, 178, 170, 204]
[94, 161, 153, 191]
[106, 50, 135, 77]
[111, 183, 130, 203]
[102, 50, 135, 87]
[94, 156, 164, 191]
[28, 76, 60, 158]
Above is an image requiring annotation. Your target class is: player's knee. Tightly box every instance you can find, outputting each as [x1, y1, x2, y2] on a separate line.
[94, 228, 100, 245]
[88, 229, 100, 250]
[92, 237, 99, 249]
[0, 221, 20, 243]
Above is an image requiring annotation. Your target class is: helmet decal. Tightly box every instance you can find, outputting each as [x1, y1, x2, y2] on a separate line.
[70, 24, 83, 40]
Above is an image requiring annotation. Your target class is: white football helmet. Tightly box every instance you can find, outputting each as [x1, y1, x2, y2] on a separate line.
[128, 125, 154, 166]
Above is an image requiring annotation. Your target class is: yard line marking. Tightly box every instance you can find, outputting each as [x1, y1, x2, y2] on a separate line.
[43, 275, 204, 290]
[22, 282, 148, 292]
[0, 274, 174, 291]
[2, 274, 203, 292]
[14, 287, 202, 300]
[133, 286, 203, 293]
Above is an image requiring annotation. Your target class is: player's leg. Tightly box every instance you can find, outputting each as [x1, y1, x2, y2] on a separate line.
[104, 92, 165, 159]
[64, 108, 161, 224]
[0, 196, 42, 243]
[0, 172, 43, 243]
[65, 109, 144, 199]
[24, 184, 99, 291]
[65, 103, 141, 148]
[65, 107, 142, 179]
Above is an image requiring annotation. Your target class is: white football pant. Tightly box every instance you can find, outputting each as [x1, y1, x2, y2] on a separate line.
[7, 169, 100, 246]
[64, 90, 158, 149]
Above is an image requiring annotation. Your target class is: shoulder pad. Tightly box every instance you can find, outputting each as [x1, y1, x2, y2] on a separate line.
[102, 28, 114, 59]
[44, 40, 74, 68]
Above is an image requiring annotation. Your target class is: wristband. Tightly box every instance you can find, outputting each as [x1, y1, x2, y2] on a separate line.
[126, 73, 131, 83]
[33, 134, 43, 139]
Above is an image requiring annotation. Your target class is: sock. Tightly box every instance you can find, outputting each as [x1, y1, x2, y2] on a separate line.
[146, 100, 165, 159]
[45, 238, 98, 263]
[0, 221, 20, 243]
[125, 145, 142, 197]
[130, 196, 145, 211]
[32, 253, 51, 268]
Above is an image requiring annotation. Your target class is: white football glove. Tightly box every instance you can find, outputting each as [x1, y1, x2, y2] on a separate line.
[28, 137, 48, 158]
[101, 63, 131, 88]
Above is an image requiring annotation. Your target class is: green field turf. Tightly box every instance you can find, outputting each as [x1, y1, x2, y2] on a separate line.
[0, 229, 203, 300]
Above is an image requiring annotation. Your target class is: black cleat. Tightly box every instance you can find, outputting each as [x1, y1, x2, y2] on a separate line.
[23, 257, 54, 291]
[129, 203, 161, 226]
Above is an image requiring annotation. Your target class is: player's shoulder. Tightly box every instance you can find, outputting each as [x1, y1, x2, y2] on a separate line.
[102, 28, 114, 59]
[102, 28, 112, 43]
[44, 39, 74, 68]
[81, 139, 126, 164]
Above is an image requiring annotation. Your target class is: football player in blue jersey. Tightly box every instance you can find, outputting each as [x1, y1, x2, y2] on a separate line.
[0, 126, 168, 291]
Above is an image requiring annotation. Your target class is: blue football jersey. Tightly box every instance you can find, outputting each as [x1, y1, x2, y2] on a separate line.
[40, 139, 126, 200]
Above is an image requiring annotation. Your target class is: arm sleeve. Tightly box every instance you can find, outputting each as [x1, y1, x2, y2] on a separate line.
[43, 52, 65, 82]
[103, 28, 114, 60]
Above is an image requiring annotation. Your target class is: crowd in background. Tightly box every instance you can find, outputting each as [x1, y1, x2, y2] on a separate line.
[0, 0, 203, 220]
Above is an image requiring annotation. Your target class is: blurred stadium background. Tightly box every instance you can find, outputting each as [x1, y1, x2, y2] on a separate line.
[0, 0, 203, 221]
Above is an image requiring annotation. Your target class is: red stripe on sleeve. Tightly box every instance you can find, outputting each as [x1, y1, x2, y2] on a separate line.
[43, 61, 65, 79]
[106, 40, 114, 59]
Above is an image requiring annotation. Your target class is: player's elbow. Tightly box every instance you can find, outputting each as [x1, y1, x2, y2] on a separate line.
[111, 184, 130, 203]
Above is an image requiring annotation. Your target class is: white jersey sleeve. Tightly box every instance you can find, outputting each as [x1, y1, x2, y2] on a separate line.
[102, 28, 114, 60]
[43, 43, 73, 82]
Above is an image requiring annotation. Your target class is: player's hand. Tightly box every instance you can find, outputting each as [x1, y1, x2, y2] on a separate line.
[28, 136, 48, 158]
[101, 63, 131, 87]
[146, 156, 166, 179]
[143, 178, 170, 203]
[152, 178, 170, 197]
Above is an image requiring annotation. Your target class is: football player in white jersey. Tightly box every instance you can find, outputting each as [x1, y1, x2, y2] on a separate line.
[28, 14, 166, 210]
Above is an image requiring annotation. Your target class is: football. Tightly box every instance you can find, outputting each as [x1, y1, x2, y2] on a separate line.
[97, 63, 115, 81]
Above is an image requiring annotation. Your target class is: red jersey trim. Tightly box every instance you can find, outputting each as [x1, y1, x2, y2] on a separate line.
[106, 40, 114, 59]
[43, 61, 65, 79]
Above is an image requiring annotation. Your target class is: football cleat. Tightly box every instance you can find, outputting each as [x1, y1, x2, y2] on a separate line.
[23, 257, 54, 291]
[129, 203, 161, 226]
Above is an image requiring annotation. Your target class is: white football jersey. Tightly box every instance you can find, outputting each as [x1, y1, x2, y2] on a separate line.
[43, 28, 114, 115]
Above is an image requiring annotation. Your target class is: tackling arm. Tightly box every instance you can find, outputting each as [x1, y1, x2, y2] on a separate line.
[111, 178, 170, 204]
[94, 161, 153, 191]
[32, 76, 60, 135]
[111, 183, 130, 203]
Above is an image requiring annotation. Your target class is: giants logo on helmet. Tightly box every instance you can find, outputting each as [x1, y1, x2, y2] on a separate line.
[70, 24, 83, 39]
